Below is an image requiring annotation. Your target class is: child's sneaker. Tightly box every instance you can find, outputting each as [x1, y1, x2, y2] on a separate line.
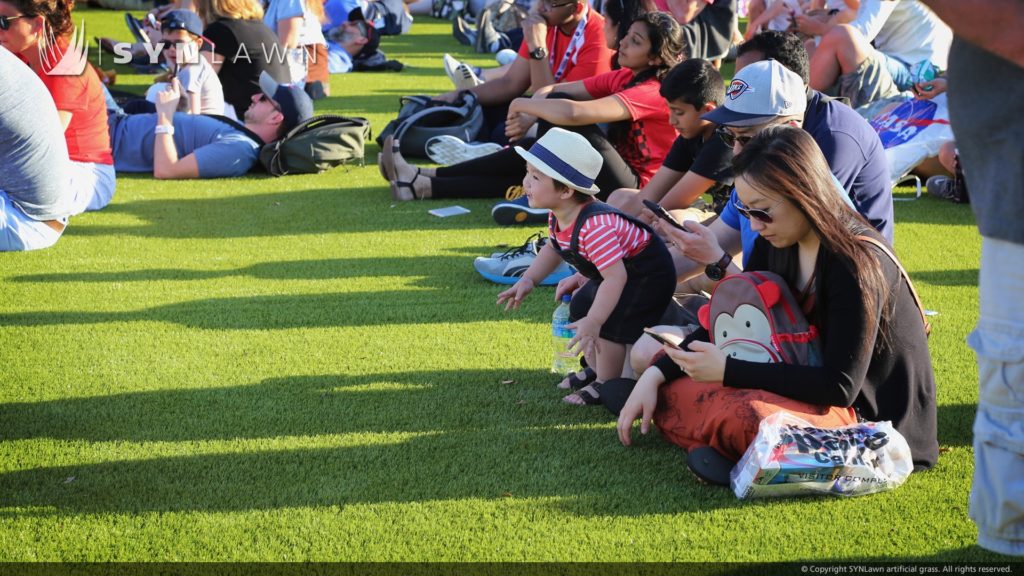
[926, 175, 955, 200]
[474, 234, 574, 285]
[492, 194, 550, 226]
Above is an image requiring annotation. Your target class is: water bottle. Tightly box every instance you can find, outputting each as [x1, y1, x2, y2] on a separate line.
[910, 60, 937, 92]
[551, 295, 579, 374]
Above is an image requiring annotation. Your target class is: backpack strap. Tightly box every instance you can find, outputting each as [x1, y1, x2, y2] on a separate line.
[856, 235, 931, 336]
[202, 114, 266, 147]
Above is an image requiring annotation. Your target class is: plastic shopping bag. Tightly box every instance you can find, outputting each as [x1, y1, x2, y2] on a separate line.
[731, 411, 913, 499]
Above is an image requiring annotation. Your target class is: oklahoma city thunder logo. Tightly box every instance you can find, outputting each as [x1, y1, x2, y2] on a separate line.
[727, 79, 753, 100]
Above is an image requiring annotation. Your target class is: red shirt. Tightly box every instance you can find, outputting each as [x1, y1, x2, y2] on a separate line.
[516, 7, 612, 83]
[31, 52, 113, 165]
[550, 208, 651, 271]
[582, 68, 676, 186]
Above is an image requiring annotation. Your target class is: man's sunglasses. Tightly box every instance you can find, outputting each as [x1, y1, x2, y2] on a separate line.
[258, 93, 281, 112]
[733, 197, 781, 224]
[716, 125, 754, 148]
[0, 14, 26, 30]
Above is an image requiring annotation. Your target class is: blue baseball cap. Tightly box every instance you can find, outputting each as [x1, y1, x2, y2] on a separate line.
[161, 10, 203, 37]
[258, 71, 314, 132]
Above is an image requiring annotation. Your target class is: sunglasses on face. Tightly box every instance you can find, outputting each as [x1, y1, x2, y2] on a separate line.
[716, 125, 754, 148]
[258, 93, 281, 112]
[0, 14, 26, 30]
[733, 197, 781, 224]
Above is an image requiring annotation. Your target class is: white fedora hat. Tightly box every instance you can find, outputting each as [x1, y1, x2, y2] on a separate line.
[514, 128, 603, 195]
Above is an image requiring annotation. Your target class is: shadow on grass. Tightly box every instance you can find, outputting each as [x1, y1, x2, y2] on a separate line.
[915, 268, 979, 287]
[0, 286, 502, 329]
[65, 188, 496, 239]
[7, 255, 503, 284]
[0, 370, 738, 517]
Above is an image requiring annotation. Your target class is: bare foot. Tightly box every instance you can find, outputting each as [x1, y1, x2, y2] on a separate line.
[392, 143, 432, 200]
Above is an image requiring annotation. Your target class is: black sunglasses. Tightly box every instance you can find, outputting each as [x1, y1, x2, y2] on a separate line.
[0, 14, 26, 30]
[716, 125, 754, 148]
[541, 0, 577, 8]
[258, 93, 282, 112]
[733, 197, 781, 224]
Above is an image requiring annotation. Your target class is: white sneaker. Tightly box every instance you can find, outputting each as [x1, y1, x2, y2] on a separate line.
[443, 53, 482, 91]
[425, 135, 503, 165]
[495, 49, 517, 66]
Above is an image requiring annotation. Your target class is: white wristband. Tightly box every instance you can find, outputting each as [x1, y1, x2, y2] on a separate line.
[154, 125, 175, 136]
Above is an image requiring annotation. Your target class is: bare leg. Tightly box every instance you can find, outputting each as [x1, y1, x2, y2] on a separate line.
[479, 62, 511, 82]
[809, 24, 870, 92]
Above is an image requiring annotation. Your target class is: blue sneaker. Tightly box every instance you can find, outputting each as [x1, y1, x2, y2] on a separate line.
[492, 192, 550, 226]
[474, 233, 574, 286]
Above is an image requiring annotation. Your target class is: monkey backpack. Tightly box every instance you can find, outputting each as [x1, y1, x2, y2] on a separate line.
[698, 271, 822, 366]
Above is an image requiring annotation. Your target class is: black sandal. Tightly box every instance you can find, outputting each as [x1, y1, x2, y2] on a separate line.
[391, 167, 422, 201]
[557, 367, 596, 390]
[563, 382, 602, 406]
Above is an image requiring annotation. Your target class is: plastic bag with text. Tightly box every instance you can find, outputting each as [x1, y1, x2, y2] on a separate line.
[731, 411, 914, 499]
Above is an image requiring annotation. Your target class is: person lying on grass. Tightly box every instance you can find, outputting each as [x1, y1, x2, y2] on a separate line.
[496, 128, 675, 406]
[380, 11, 682, 203]
[616, 125, 938, 484]
[108, 71, 312, 179]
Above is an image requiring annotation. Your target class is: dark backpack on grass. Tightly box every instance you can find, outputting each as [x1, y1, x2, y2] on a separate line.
[259, 115, 371, 176]
[375, 93, 483, 159]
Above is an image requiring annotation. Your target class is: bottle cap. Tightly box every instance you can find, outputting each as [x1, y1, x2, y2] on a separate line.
[561, 295, 571, 303]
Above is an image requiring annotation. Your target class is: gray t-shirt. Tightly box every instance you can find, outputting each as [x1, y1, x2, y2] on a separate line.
[947, 38, 1024, 245]
[176, 57, 227, 116]
[0, 49, 73, 220]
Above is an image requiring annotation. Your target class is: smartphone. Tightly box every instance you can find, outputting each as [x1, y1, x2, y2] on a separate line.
[146, 13, 159, 29]
[642, 199, 689, 232]
[643, 328, 684, 350]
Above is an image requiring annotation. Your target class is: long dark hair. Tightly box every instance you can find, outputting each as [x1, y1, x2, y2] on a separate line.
[731, 125, 891, 349]
[9, 0, 74, 38]
[626, 11, 684, 87]
[603, 0, 649, 69]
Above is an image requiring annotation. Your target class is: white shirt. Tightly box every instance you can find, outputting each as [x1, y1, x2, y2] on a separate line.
[849, 0, 952, 69]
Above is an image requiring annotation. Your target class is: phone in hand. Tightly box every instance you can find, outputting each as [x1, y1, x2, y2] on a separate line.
[643, 327, 685, 350]
[642, 199, 690, 232]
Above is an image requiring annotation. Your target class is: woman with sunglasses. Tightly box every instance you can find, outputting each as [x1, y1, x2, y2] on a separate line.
[616, 126, 939, 484]
[0, 0, 116, 215]
[381, 10, 682, 203]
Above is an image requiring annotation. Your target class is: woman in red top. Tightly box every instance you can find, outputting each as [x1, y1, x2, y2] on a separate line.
[381, 10, 682, 202]
[0, 0, 116, 214]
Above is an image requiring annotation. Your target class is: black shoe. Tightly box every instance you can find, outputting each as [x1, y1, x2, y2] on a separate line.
[475, 9, 501, 53]
[686, 447, 735, 487]
[453, 16, 476, 46]
[124, 13, 150, 45]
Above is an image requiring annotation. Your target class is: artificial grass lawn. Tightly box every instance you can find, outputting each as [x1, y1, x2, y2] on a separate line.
[0, 8, 1006, 564]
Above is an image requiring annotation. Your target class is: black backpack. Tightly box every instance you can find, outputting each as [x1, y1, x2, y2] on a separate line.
[364, 0, 413, 35]
[259, 115, 371, 176]
[375, 93, 483, 159]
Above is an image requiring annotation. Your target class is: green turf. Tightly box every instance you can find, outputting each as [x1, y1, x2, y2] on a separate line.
[0, 8, 1004, 564]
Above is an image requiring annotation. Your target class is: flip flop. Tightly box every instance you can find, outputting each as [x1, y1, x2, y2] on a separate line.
[686, 446, 736, 487]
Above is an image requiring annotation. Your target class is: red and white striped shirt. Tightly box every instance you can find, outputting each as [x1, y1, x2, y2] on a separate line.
[550, 211, 651, 272]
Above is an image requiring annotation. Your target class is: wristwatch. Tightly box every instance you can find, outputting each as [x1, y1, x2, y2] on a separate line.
[529, 47, 547, 60]
[704, 251, 732, 281]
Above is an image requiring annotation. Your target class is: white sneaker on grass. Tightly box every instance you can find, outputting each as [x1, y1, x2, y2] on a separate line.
[443, 54, 483, 91]
[425, 134, 502, 165]
[495, 49, 517, 66]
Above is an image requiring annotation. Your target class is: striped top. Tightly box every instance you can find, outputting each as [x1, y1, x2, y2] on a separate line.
[549, 210, 651, 272]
